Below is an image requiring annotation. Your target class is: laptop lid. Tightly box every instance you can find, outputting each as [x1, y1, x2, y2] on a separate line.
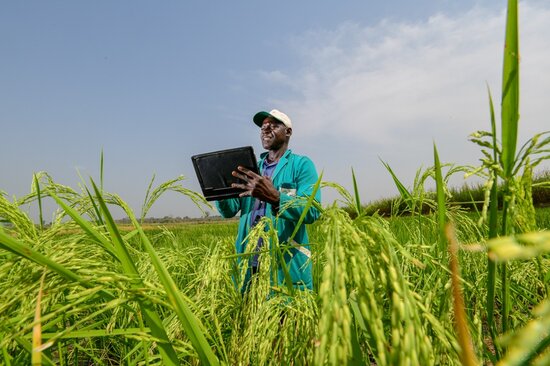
[191, 146, 259, 201]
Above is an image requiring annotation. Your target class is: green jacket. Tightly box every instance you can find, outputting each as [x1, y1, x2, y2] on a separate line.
[215, 149, 321, 290]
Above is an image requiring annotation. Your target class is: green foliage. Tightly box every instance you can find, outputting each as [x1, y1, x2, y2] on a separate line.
[2, 170, 550, 364]
[350, 168, 550, 218]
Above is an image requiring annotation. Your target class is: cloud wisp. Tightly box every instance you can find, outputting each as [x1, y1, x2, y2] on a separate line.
[265, 3, 550, 156]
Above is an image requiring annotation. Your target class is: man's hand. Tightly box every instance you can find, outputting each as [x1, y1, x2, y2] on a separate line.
[231, 166, 280, 206]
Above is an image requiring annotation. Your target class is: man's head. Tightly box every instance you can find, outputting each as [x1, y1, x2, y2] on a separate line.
[253, 109, 292, 151]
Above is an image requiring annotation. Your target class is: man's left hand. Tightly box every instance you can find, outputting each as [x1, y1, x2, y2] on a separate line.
[231, 166, 280, 205]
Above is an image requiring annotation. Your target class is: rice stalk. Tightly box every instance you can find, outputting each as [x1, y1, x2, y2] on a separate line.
[500, 0, 519, 179]
[351, 168, 363, 217]
[314, 207, 352, 365]
[31, 272, 46, 366]
[447, 224, 480, 366]
[140, 174, 212, 222]
[105, 186, 220, 365]
[499, 0, 520, 334]
[486, 84, 502, 357]
[434, 143, 447, 256]
[44, 180, 181, 365]
[0, 230, 105, 294]
[32, 174, 44, 231]
[0, 193, 38, 242]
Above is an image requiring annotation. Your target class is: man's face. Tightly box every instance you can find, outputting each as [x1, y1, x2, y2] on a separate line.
[260, 117, 291, 150]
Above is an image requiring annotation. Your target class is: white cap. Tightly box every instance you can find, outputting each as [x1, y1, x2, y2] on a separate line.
[253, 109, 292, 128]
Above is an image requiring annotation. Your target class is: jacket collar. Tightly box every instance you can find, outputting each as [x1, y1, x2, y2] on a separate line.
[260, 149, 292, 180]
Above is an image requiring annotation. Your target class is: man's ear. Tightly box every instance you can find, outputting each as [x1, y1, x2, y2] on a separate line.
[286, 127, 292, 137]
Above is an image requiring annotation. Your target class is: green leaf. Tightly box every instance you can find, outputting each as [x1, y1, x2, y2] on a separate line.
[41, 328, 151, 339]
[351, 168, 362, 216]
[501, 0, 520, 178]
[33, 174, 43, 231]
[380, 159, 415, 212]
[48, 192, 116, 259]
[433, 143, 446, 254]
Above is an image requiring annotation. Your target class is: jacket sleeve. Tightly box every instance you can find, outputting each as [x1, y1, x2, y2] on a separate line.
[277, 156, 321, 224]
[215, 198, 241, 218]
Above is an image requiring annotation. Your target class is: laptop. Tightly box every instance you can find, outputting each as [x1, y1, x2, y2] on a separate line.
[191, 146, 259, 201]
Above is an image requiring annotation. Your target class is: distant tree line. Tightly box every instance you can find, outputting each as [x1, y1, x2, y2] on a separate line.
[357, 169, 550, 217]
[115, 214, 228, 224]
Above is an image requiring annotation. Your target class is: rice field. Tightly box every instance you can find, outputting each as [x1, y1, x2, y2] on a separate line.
[1, 184, 549, 365]
[2, 0, 550, 365]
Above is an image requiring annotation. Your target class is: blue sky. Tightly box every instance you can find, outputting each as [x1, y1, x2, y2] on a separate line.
[2, 1, 549, 221]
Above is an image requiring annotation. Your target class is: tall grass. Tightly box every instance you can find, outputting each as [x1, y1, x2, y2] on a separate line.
[1, 178, 549, 364]
[466, 0, 550, 358]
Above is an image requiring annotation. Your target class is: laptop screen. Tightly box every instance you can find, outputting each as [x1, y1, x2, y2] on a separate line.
[191, 146, 259, 201]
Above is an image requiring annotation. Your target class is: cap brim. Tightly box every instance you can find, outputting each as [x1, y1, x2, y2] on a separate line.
[253, 111, 271, 127]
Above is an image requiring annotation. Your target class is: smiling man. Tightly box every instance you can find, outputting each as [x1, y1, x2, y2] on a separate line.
[215, 109, 321, 292]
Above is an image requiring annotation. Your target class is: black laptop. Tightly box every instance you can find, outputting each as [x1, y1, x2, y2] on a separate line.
[191, 146, 259, 201]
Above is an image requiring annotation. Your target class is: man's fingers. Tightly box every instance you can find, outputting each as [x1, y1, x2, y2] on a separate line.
[231, 183, 247, 190]
[233, 168, 261, 183]
[237, 166, 260, 179]
[234, 186, 252, 197]
[232, 171, 249, 181]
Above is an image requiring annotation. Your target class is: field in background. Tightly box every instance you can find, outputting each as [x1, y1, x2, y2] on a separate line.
[137, 206, 550, 235]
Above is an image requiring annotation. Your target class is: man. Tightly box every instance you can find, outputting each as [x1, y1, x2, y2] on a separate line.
[215, 109, 321, 291]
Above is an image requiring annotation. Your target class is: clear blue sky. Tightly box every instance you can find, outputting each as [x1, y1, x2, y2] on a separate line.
[2, 1, 549, 220]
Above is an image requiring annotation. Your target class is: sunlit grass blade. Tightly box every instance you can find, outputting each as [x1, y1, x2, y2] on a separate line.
[33, 174, 43, 231]
[486, 85, 502, 357]
[499, 0, 519, 334]
[501, 0, 520, 178]
[380, 158, 415, 212]
[446, 224, 480, 366]
[32, 273, 46, 366]
[287, 171, 323, 244]
[433, 143, 447, 254]
[352, 168, 362, 216]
